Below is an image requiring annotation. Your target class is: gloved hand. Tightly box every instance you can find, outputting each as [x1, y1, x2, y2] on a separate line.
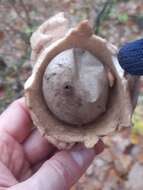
[118, 38, 143, 75]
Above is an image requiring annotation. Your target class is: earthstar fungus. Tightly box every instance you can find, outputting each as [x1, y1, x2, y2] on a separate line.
[25, 13, 140, 149]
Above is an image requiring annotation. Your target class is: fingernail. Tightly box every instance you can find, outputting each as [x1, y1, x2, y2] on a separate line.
[70, 145, 95, 167]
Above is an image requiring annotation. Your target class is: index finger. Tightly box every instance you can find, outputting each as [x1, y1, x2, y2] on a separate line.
[0, 98, 32, 143]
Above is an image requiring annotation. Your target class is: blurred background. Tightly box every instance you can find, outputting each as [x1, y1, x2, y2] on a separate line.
[0, 0, 143, 189]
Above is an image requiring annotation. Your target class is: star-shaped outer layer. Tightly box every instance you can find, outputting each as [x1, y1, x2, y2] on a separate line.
[25, 13, 140, 149]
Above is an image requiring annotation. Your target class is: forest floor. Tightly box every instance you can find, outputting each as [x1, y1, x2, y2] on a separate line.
[0, 0, 143, 189]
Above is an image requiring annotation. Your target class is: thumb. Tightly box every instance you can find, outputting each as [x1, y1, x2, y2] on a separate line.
[8, 141, 104, 190]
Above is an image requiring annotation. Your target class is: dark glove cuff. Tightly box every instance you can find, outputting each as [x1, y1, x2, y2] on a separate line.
[118, 38, 143, 75]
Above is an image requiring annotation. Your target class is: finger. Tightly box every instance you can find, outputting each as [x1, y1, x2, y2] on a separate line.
[0, 161, 18, 188]
[31, 159, 46, 174]
[0, 98, 32, 143]
[23, 130, 55, 165]
[9, 141, 104, 190]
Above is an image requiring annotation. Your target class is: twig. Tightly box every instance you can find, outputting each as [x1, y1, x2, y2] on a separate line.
[19, 0, 32, 27]
[9, 1, 27, 25]
[94, 0, 115, 35]
[9, 0, 32, 28]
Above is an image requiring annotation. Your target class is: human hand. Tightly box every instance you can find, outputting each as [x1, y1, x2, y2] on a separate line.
[0, 98, 104, 190]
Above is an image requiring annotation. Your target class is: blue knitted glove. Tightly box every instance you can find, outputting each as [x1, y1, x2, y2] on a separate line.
[117, 38, 143, 75]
